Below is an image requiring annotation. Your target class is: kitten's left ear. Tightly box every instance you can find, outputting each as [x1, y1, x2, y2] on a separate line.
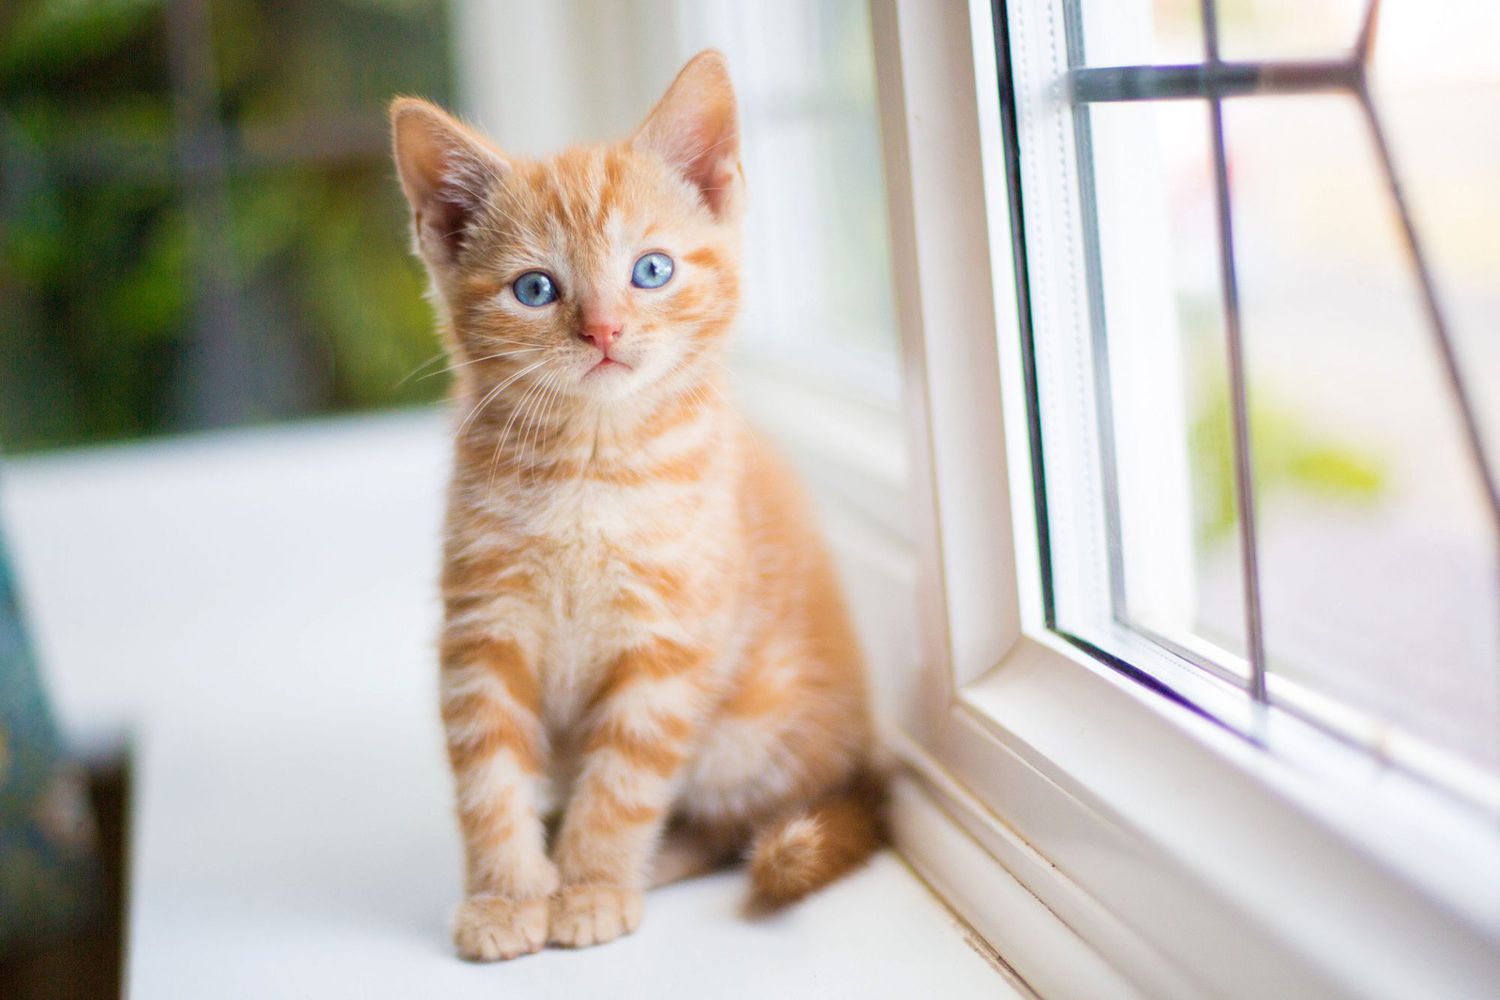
[632, 50, 742, 220]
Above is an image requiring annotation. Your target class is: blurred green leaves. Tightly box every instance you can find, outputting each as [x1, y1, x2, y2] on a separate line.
[1189, 369, 1386, 546]
[0, 0, 453, 452]
[0, 0, 162, 84]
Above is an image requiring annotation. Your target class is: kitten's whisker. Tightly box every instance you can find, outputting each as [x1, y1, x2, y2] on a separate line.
[494, 384, 536, 459]
[421, 347, 547, 383]
[541, 374, 568, 471]
[524, 372, 561, 482]
[491, 369, 552, 490]
[513, 377, 544, 483]
[525, 371, 563, 481]
[395, 349, 449, 389]
[458, 357, 550, 440]
[692, 131, 740, 164]
[660, 353, 730, 417]
[523, 372, 561, 480]
[704, 373, 731, 408]
[487, 378, 543, 494]
[473, 336, 545, 349]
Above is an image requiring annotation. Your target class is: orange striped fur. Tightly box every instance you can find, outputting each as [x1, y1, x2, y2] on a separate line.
[391, 51, 882, 962]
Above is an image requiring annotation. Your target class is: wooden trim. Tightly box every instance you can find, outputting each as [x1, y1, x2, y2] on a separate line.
[888, 766, 1129, 1000]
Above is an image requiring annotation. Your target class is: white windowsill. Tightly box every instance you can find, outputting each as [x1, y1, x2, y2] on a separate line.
[1, 410, 1018, 1000]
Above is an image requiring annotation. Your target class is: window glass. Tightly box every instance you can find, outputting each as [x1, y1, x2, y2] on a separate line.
[1222, 93, 1498, 774]
[1216, 0, 1369, 60]
[1009, 0, 1500, 792]
[1082, 0, 1203, 65]
[1086, 98, 1251, 673]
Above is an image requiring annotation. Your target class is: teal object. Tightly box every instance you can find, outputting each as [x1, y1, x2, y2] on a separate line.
[0, 485, 100, 951]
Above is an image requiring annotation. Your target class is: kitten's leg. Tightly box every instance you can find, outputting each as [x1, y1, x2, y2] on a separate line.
[549, 638, 711, 948]
[440, 633, 555, 961]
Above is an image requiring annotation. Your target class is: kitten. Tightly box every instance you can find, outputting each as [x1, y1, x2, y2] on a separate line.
[390, 50, 882, 961]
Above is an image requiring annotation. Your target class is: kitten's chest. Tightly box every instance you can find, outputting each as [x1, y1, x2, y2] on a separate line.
[519, 484, 701, 720]
[532, 530, 628, 733]
[463, 423, 739, 727]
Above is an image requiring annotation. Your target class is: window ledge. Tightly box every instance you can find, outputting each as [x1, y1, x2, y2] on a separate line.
[2, 412, 1016, 1000]
[913, 632, 1500, 1000]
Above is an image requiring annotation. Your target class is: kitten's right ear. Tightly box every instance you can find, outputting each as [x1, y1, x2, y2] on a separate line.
[390, 98, 509, 262]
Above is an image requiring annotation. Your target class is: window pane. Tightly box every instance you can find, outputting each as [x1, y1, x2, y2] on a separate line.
[1010, 0, 1500, 792]
[1217, 0, 1369, 60]
[1085, 99, 1251, 670]
[1222, 93, 1500, 775]
[1080, 0, 1204, 65]
[1370, 0, 1500, 474]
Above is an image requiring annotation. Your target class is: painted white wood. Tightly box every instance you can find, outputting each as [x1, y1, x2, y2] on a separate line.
[890, 746, 1184, 1000]
[954, 635, 1500, 999]
[889, 772, 1118, 1000]
[870, 0, 1500, 997]
[1, 412, 1011, 1000]
[869, 0, 1022, 731]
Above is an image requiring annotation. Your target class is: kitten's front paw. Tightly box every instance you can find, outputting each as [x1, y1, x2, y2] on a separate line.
[453, 894, 549, 961]
[548, 885, 644, 949]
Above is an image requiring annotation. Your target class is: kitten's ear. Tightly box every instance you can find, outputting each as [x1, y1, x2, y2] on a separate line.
[390, 98, 509, 262]
[632, 50, 742, 220]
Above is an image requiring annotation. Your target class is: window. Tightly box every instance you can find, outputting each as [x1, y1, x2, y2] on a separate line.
[873, 0, 1500, 995]
[1015, 0, 1500, 808]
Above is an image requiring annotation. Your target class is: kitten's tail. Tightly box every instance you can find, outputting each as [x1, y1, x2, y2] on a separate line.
[747, 770, 886, 909]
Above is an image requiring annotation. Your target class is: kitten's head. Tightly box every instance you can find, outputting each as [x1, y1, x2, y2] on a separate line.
[391, 51, 742, 412]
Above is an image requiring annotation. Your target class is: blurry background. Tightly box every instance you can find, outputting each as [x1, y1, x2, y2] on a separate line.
[0, 0, 896, 455]
[0, 0, 454, 452]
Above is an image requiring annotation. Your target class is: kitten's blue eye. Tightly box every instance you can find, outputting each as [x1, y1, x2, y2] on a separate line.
[631, 252, 674, 290]
[513, 271, 558, 307]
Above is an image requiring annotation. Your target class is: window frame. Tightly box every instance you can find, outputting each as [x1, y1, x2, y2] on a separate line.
[870, 0, 1500, 996]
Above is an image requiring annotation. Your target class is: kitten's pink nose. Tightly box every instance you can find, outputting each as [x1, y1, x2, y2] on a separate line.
[579, 316, 622, 352]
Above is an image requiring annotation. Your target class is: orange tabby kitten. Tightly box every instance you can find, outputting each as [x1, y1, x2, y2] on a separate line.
[390, 50, 882, 961]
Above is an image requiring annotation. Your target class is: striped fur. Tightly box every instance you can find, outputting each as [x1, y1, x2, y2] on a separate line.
[391, 51, 881, 961]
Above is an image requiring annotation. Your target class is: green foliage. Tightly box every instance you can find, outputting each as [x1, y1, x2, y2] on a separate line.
[0, 0, 453, 452]
[1189, 369, 1386, 546]
[0, 0, 163, 84]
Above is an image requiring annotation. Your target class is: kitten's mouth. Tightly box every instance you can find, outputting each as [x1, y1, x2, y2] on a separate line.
[586, 356, 632, 376]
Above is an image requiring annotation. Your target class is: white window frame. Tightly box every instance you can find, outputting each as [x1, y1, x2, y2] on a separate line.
[869, 1, 1500, 997]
